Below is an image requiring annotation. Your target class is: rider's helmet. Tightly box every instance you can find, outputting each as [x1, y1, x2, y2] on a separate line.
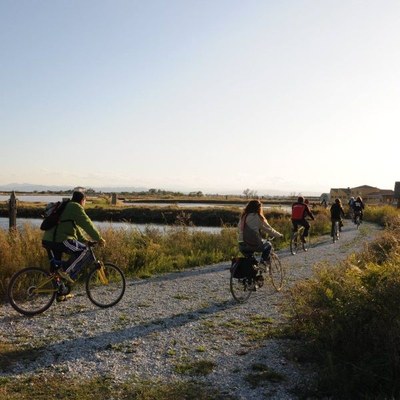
[297, 196, 304, 203]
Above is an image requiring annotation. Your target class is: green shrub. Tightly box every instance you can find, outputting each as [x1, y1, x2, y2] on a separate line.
[288, 213, 400, 398]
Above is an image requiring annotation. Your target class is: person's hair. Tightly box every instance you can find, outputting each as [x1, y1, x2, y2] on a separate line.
[71, 191, 86, 203]
[335, 198, 341, 205]
[241, 199, 263, 217]
[356, 196, 362, 202]
[297, 196, 304, 203]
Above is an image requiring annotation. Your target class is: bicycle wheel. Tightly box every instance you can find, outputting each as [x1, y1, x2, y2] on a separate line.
[333, 221, 339, 243]
[8, 267, 57, 316]
[230, 261, 253, 303]
[86, 262, 126, 308]
[302, 236, 309, 252]
[268, 253, 284, 291]
[290, 232, 300, 255]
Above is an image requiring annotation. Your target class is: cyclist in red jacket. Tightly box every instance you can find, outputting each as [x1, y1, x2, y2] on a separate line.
[291, 196, 315, 243]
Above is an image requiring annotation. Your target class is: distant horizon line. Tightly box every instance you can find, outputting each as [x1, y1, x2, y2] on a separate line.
[0, 182, 325, 197]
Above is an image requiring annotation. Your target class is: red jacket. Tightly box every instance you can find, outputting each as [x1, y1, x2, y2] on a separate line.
[291, 202, 314, 221]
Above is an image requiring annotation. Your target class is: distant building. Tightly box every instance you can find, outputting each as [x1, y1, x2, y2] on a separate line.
[329, 184, 395, 204]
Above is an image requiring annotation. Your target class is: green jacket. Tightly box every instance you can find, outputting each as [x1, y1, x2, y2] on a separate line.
[42, 201, 102, 243]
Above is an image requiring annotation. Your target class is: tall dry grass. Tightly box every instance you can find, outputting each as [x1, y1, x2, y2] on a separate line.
[0, 223, 240, 301]
[288, 209, 400, 398]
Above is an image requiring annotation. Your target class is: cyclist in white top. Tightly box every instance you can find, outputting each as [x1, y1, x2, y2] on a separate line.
[238, 199, 283, 263]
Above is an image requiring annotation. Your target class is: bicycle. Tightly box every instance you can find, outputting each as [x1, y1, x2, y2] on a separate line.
[332, 220, 340, 243]
[8, 242, 126, 316]
[354, 212, 361, 229]
[290, 226, 309, 255]
[230, 239, 284, 303]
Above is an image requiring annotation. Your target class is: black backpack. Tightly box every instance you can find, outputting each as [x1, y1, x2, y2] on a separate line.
[40, 200, 70, 231]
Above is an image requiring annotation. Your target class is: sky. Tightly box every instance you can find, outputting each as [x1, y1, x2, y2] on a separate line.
[1, 0, 399, 196]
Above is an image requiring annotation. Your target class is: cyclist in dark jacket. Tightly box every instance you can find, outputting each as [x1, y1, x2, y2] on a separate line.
[291, 196, 315, 242]
[352, 196, 365, 223]
[330, 198, 345, 237]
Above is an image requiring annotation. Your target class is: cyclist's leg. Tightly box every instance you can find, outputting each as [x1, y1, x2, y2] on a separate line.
[302, 219, 311, 238]
[63, 240, 93, 279]
[239, 242, 255, 258]
[291, 220, 298, 234]
[261, 241, 272, 262]
[330, 220, 335, 237]
[42, 240, 67, 272]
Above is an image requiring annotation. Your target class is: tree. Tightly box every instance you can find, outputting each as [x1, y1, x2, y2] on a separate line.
[243, 189, 258, 198]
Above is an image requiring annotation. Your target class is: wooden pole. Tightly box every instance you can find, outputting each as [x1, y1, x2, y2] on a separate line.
[9, 191, 17, 230]
[111, 193, 117, 205]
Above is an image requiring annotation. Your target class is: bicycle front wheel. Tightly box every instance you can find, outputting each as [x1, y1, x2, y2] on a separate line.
[269, 253, 284, 292]
[290, 233, 300, 255]
[8, 267, 57, 316]
[86, 262, 126, 308]
[230, 262, 253, 303]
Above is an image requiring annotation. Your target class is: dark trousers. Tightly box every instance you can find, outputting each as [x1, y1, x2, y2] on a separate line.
[331, 219, 343, 236]
[239, 241, 272, 261]
[42, 239, 92, 277]
[292, 219, 310, 237]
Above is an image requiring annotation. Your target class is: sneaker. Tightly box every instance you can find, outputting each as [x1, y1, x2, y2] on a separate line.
[56, 294, 74, 302]
[56, 269, 75, 284]
[246, 281, 258, 291]
[57, 282, 70, 296]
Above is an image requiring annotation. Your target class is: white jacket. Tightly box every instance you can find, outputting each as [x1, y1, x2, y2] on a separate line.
[238, 212, 281, 246]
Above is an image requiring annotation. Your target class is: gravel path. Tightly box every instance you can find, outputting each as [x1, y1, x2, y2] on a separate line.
[0, 222, 382, 399]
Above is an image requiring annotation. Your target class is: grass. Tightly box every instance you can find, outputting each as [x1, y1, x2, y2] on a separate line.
[287, 211, 400, 399]
[174, 359, 216, 376]
[1, 205, 331, 301]
[244, 363, 285, 388]
[0, 374, 236, 400]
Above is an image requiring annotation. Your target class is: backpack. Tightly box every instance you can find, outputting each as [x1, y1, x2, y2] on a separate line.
[40, 200, 70, 231]
[292, 203, 306, 220]
[230, 257, 258, 279]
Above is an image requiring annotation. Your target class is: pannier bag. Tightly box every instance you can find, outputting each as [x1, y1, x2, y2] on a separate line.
[231, 257, 258, 279]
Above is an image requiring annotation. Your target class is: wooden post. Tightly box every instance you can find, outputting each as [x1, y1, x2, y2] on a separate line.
[111, 193, 117, 205]
[8, 191, 17, 230]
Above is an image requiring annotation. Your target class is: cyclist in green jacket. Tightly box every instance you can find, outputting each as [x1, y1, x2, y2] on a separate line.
[42, 191, 105, 287]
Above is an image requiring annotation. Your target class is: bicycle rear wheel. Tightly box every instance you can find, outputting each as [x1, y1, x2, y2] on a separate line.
[333, 221, 339, 243]
[8, 267, 57, 316]
[230, 261, 253, 303]
[268, 253, 284, 291]
[86, 262, 126, 308]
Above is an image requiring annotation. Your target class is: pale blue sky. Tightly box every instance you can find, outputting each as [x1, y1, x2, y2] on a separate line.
[1, 0, 399, 195]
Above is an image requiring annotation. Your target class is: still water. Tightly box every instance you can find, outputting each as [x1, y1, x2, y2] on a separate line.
[0, 217, 224, 234]
[0, 195, 290, 211]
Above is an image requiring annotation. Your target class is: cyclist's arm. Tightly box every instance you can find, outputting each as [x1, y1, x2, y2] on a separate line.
[304, 206, 315, 220]
[70, 203, 103, 242]
[260, 218, 283, 238]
